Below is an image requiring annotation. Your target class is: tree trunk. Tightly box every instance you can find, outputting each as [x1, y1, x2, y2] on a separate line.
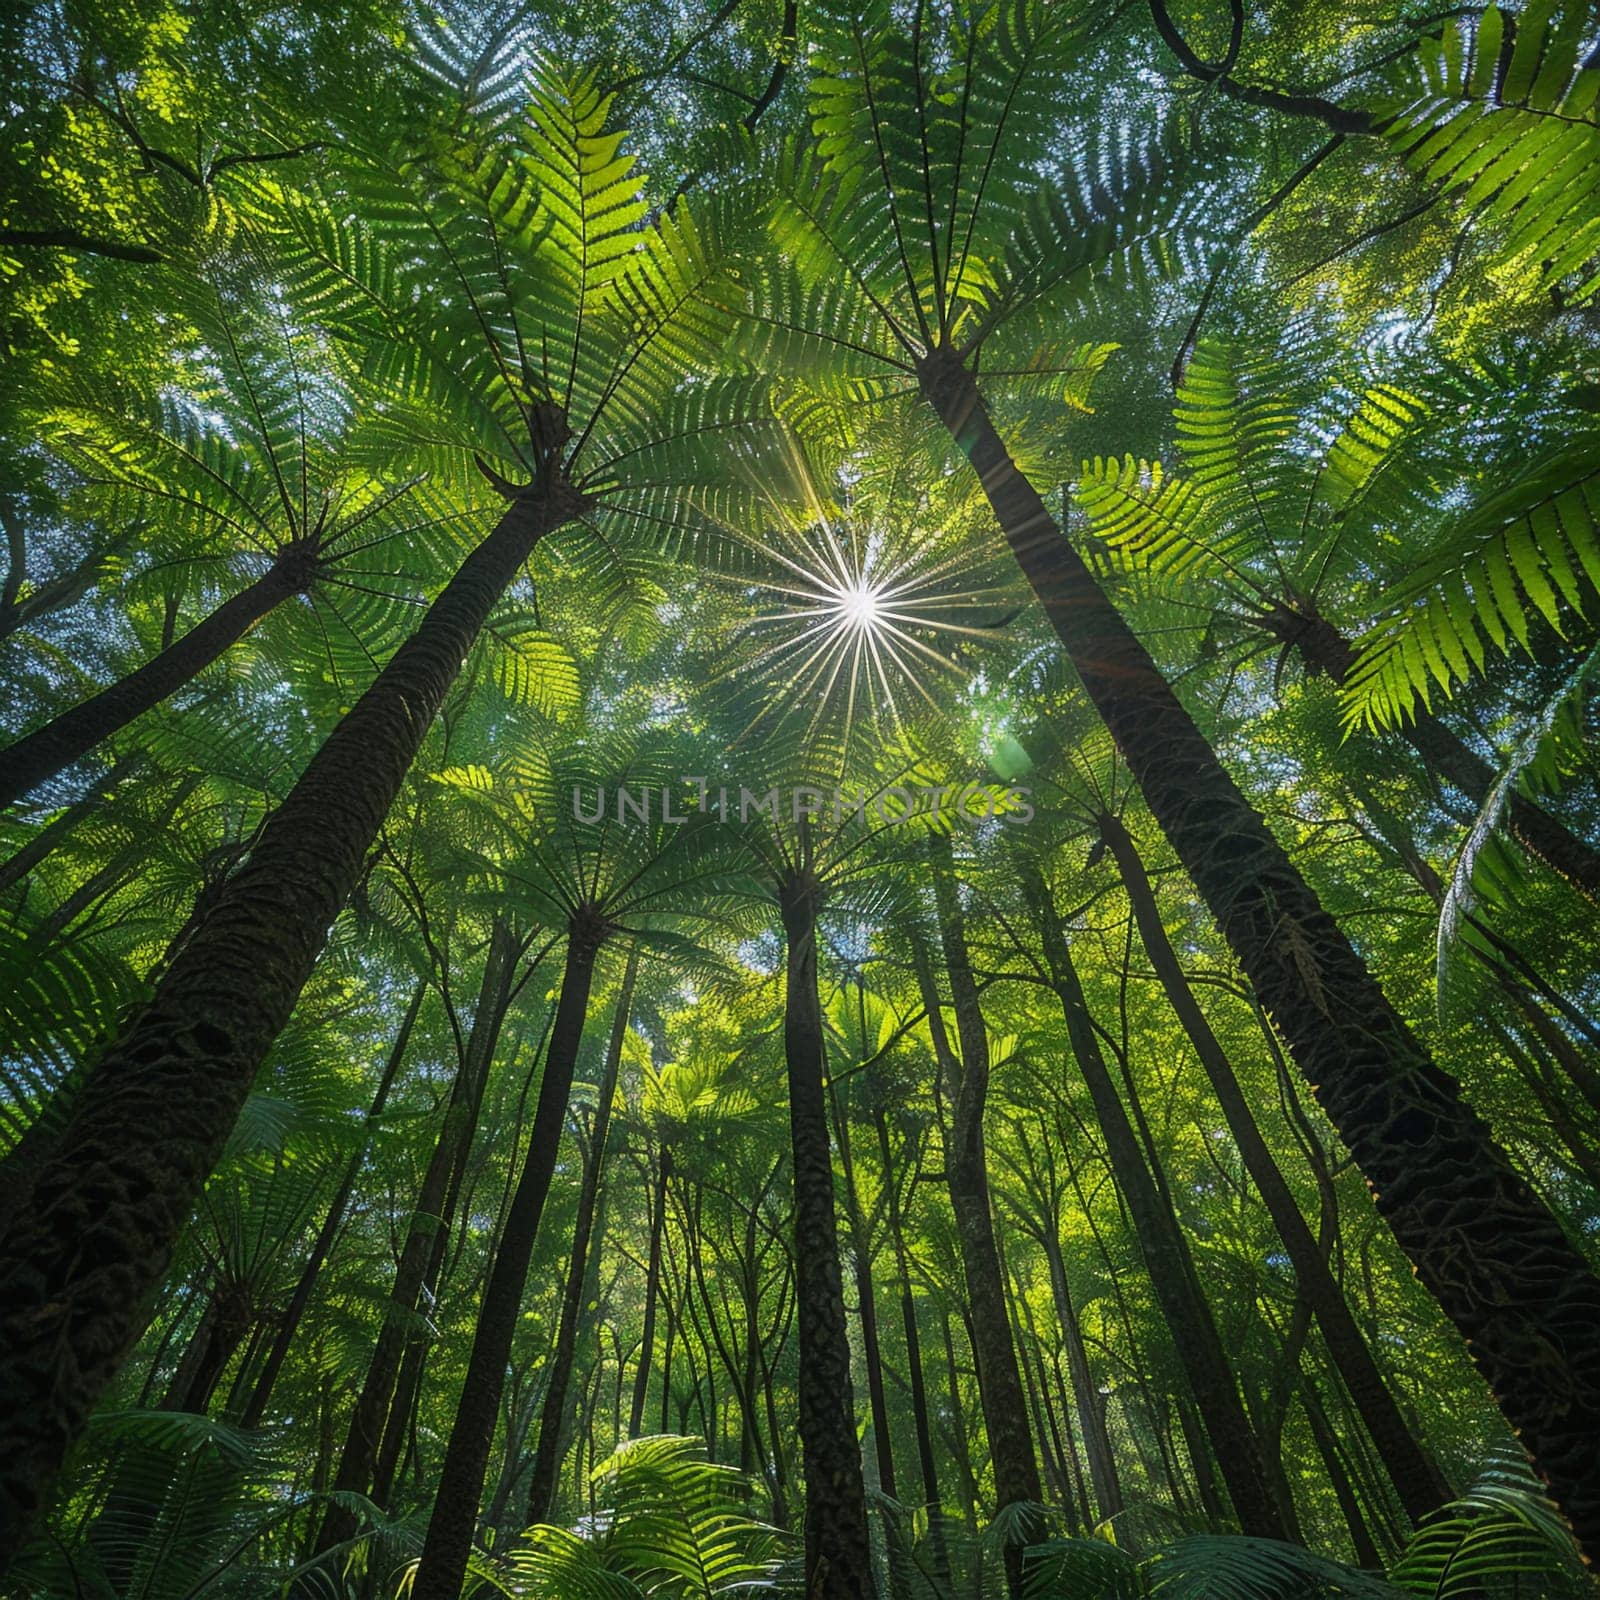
[0, 483, 581, 1568]
[313, 922, 518, 1557]
[1021, 863, 1285, 1538]
[828, 1068, 897, 1502]
[777, 867, 877, 1600]
[1283, 602, 1600, 902]
[524, 946, 637, 1526]
[164, 1287, 251, 1416]
[28, 771, 203, 952]
[629, 1148, 672, 1437]
[0, 514, 134, 645]
[1002, 1240, 1075, 1521]
[0, 753, 141, 899]
[938, 1312, 981, 1526]
[874, 1106, 951, 1582]
[1303, 1379, 1384, 1568]
[921, 838, 1043, 1563]
[410, 911, 606, 1600]
[919, 351, 1600, 1554]
[1040, 1229, 1121, 1523]
[0, 558, 306, 810]
[1099, 808, 1452, 1525]
[242, 981, 425, 1429]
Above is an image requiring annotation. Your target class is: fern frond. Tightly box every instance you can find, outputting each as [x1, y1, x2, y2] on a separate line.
[1380, 1, 1600, 303]
[1075, 455, 1253, 590]
[1343, 444, 1600, 730]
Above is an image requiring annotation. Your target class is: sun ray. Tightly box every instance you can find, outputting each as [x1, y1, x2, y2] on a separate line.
[712, 500, 1021, 761]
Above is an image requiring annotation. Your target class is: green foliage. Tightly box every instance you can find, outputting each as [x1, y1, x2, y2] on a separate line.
[502, 1436, 783, 1597]
[1379, 1, 1600, 304]
[1344, 446, 1600, 731]
[1388, 1456, 1592, 1599]
[4, 4, 1600, 1599]
[1021, 1460, 1587, 1599]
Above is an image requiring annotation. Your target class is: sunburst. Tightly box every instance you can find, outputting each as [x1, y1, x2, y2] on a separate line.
[718, 508, 1020, 758]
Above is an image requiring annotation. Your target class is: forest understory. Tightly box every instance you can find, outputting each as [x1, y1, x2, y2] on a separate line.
[2, 0, 1600, 1596]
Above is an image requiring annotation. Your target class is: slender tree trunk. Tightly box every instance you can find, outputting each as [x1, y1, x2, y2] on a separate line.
[313, 922, 518, 1557]
[242, 981, 425, 1429]
[1001, 1242, 1074, 1521]
[1302, 1379, 1384, 1568]
[755, 1269, 794, 1528]
[524, 947, 637, 1525]
[829, 1069, 897, 1501]
[1282, 603, 1600, 902]
[777, 867, 877, 1600]
[0, 557, 309, 810]
[1099, 809, 1452, 1524]
[1040, 1230, 1121, 1523]
[1021, 864, 1284, 1538]
[629, 1149, 672, 1437]
[0, 514, 136, 645]
[160, 1300, 221, 1415]
[164, 1288, 251, 1415]
[1044, 1340, 1092, 1530]
[918, 839, 1043, 1569]
[0, 482, 583, 1562]
[874, 1107, 950, 1582]
[0, 753, 141, 899]
[1489, 1022, 1600, 1193]
[939, 1312, 981, 1526]
[920, 352, 1600, 1553]
[1173, 1393, 1224, 1527]
[28, 772, 203, 954]
[410, 911, 606, 1600]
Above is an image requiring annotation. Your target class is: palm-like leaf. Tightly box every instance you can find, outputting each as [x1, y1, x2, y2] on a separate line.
[506, 1435, 783, 1597]
[1378, 1, 1600, 305]
[1343, 445, 1600, 730]
[1388, 1455, 1591, 1598]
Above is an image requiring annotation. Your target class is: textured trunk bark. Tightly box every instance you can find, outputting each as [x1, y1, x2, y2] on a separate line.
[1099, 810, 1452, 1525]
[0, 485, 579, 1566]
[921, 353, 1600, 1553]
[0, 1079, 77, 1244]
[313, 921, 518, 1557]
[1284, 604, 1600, 903]
[0, 559, 304, 810]
[777, 869, 877, 1600]
[629, 1149, 671, 1437]
[242, 981, 425, 1430]
[524, 946, 637, 1526]
[1023, 865, 1285, 1539]
[410, 913, 605, 1600]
